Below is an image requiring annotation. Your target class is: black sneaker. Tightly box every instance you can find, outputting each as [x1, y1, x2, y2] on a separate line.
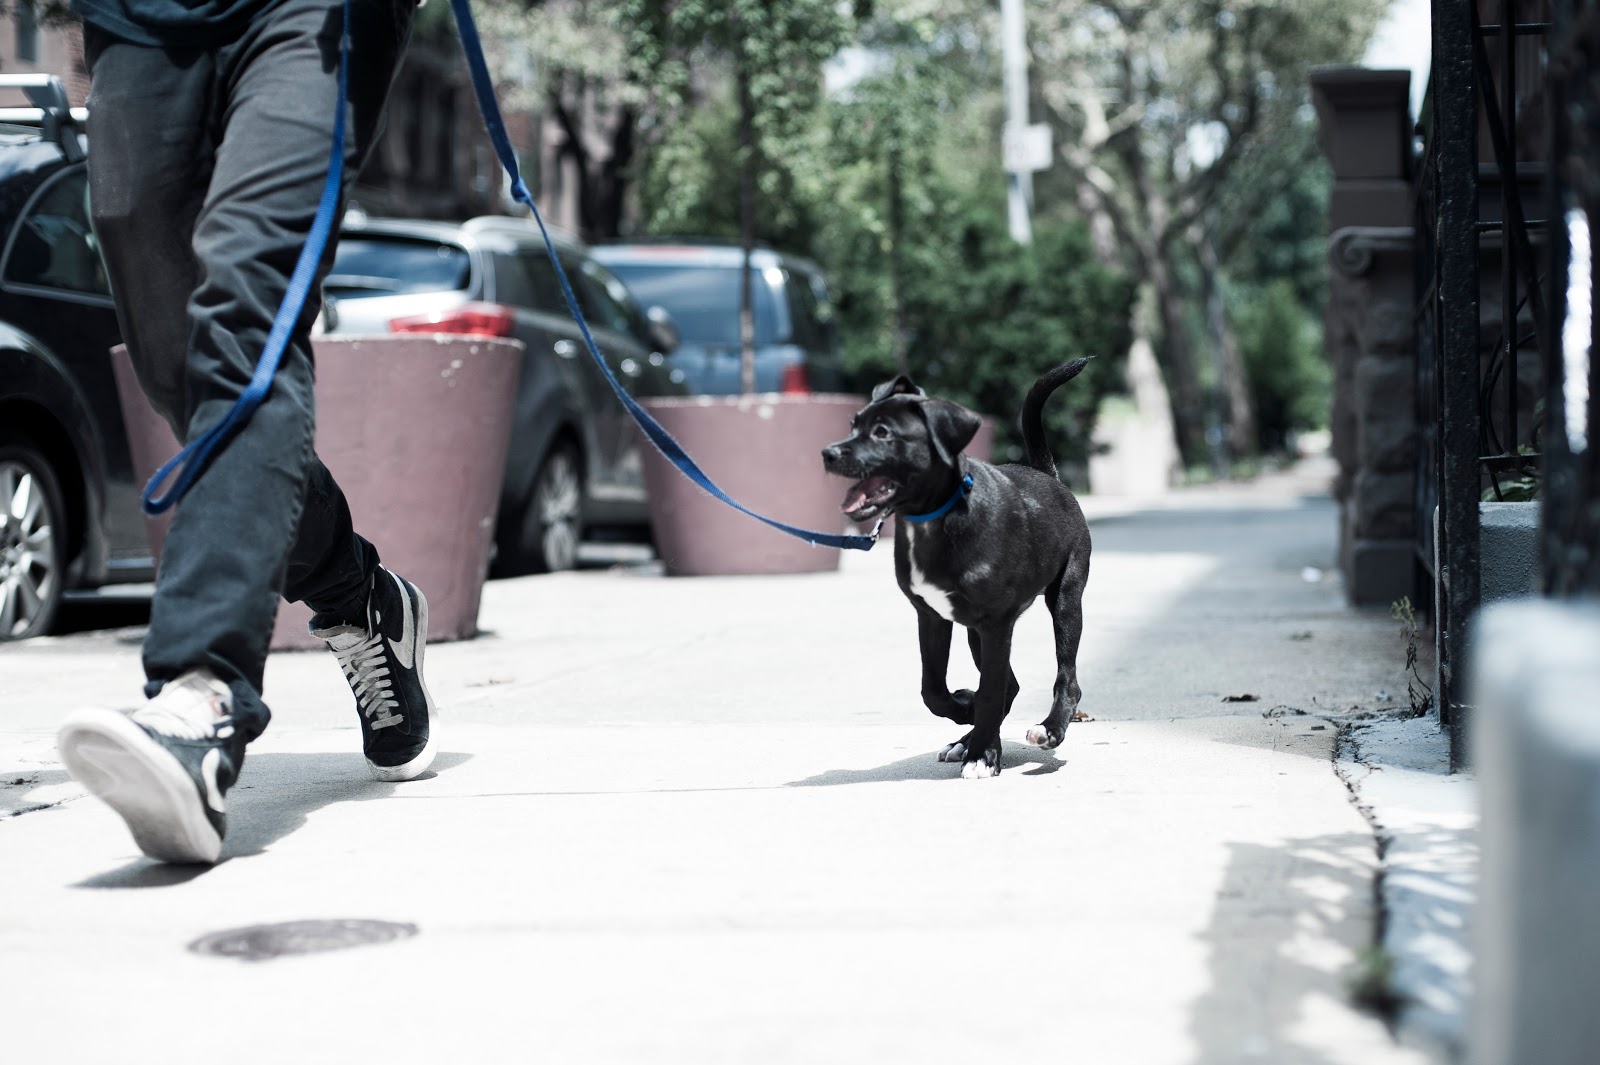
[56, 670, 242, 864]
[311, 567, 437, 781]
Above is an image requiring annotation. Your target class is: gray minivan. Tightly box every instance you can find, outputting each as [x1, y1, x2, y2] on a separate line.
[590, 241, 844, 396]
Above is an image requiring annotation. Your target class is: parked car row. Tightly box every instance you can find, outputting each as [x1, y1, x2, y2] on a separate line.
[0, 76, 849, 640]
[323, 213, 690, 575]
[0, 76, 133, 642]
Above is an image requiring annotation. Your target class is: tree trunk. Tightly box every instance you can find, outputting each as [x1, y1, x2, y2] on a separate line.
[589, 108, 637, 241]
[736, 56, 757, 395]
[1147, 249, 1207, 465]
[1197, 226, 1257, 463]
[887, 136, 909, 376]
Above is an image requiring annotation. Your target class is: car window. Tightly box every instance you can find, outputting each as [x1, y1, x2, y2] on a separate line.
[581, 259, 654, 344]
[561, 253, 633, 336]
[326, 236, 471, 298]
[5, 167, 109, 296]
[601, 263, 780, 346]
[516, 248, 566, 315]
[487, 250, 535, 308]
[784, 267, 826, 350]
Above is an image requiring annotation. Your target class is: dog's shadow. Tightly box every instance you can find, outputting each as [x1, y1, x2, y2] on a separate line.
[73, 750, 473, 889]
[786, 745, 1065, 787]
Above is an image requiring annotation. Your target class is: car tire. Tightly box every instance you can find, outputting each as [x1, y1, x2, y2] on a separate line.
[0, 435, 69, 641]
[516, 441, 583, 574]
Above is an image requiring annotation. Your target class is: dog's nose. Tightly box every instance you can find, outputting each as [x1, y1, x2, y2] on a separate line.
[821, 445, 844, 466]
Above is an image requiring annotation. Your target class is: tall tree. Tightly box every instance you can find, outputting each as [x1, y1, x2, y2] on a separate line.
[618, 0, 852, 389]
[472, 0, 668, 241]
[1028, 0, 1387, 463]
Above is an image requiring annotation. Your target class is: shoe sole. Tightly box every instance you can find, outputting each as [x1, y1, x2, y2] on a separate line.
[57, 711, 223, 864]
[368, 580, 439, 783]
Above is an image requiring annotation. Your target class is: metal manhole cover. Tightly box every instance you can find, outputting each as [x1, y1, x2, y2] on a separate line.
[188, 919, 417, 961]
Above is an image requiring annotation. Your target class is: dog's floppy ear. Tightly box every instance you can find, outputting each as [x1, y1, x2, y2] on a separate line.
[871, 374, 925, 402]
[918, 398, 982, 468]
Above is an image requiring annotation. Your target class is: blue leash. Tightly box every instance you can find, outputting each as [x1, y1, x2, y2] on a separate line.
[143, 0, 875, 553]
[904, 474, 972, 523]
[140, 0, 352, 515]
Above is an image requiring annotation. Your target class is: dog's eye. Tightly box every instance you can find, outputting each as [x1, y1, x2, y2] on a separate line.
[871, 424, 892, 441]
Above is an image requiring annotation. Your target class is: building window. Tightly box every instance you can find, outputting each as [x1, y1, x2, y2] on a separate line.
[17, 0, 39, 63]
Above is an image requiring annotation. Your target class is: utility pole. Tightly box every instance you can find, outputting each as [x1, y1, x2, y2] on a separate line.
[1000, 0, 1048, 245]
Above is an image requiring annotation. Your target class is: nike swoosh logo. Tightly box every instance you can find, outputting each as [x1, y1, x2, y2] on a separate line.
[200, 747, 226, 814]
[388, 572, 416, 669]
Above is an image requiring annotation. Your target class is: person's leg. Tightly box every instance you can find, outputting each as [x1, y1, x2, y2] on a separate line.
[203, 0, 435, 781]
[66, 28, 253, 865]
[61, 0, 424, 864]
[88, 0, 416, 741]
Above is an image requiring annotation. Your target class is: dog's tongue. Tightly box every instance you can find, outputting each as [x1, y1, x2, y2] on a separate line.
[842, 476, 895, 516]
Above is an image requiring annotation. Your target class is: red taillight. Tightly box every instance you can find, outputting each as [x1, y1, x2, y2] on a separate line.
[779, 363, 811, 394]
[388, 302, 517, 338]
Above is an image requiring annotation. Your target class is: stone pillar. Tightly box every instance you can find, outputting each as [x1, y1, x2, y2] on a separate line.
[1471, 600, 1600, 1065]
[1329, 227, 1418, 603]
[1311, 68, 1418, 606]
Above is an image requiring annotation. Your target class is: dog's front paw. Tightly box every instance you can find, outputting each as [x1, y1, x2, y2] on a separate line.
[945, 690, 976, 725]
[960, 747, 1000, 779]
[1026, 724, 1064, 749]
[938, 740, 968, 763]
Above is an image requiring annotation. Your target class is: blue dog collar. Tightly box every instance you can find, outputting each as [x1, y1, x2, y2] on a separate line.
[905, 474, 973, 523]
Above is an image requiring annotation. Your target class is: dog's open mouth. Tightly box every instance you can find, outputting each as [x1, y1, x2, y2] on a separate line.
[841, 476, 898, 522]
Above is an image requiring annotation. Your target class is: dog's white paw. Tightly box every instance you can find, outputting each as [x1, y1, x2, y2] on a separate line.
[939, 742, 967, 763]
[960, 758, 997, 780]
[1026, 725, 1059, 748]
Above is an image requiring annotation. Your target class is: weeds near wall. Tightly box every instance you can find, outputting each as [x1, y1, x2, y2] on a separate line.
[1390, 596, 1434, 718]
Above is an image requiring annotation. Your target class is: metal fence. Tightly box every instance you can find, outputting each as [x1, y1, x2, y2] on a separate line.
[1543, 1, 1600, 596]
[1416, 0, 1599, 766]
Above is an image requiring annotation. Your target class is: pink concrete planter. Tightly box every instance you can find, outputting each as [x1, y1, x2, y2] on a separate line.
[638, 394, 868, 577]
[111, 335, 523, 649]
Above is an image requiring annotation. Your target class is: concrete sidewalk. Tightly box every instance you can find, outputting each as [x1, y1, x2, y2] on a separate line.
[0, 462, 1467, 1064]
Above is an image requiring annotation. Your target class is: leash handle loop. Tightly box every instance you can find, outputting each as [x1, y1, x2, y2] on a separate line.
[140, 0, 353, 515]
[447, 0, 874, 552]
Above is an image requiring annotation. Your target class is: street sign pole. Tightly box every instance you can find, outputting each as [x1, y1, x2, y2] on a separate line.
[1001, 0, 1033, 245]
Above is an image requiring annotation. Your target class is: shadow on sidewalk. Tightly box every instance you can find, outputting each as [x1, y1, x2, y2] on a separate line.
[1, 769, 73, 817]
[1187, 830, 1392, 1064]
[785, 745, 1065, 787]
[72, 750, 473, 889]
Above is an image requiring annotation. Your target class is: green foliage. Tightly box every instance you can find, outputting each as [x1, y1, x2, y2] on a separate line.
[630, 4, 1134, 468]
[1484, 448, 1542, 502]
[1231, 279, 1330, 453]
[615, 0, 852, 153]
[1347, 946, 1403, 1019]
[1217, 119, 1336, 315]
[892, 206, 1136, 469]
[632, 89, 819, 248]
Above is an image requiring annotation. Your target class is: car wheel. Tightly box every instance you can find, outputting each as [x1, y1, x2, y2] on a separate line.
[519, 442, 583, 574]
[0, 438, 68, 641]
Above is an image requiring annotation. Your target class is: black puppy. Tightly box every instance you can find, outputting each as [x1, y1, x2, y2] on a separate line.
[821, 359, 1093, 778]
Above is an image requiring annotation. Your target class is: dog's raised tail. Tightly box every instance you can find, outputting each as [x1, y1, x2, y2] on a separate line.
[1020, 357, 1094, 478]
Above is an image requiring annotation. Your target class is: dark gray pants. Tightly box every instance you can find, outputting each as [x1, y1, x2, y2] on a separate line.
[84, 0, 414, 741]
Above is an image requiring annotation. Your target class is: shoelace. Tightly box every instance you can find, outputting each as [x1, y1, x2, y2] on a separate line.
[331, 633, 403, 730]
[132, 675, 230, 741]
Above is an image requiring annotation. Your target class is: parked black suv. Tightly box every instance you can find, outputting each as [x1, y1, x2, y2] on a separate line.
[0, 76, 149, 641]
[325, 213, 688, 573]
[590, 241, 844, 396]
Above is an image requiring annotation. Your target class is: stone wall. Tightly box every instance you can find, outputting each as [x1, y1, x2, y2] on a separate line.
[1311, 68, 1419, 606]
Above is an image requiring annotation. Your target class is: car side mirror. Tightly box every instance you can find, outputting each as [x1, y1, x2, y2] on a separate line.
[645, 305, 680, 354]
